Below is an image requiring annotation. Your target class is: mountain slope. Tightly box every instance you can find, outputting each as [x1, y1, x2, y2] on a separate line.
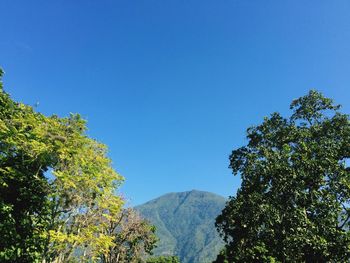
[136, 190, 226, 263]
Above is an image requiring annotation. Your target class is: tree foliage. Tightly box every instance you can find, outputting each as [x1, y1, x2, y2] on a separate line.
[0, 68, 54, 261]
[102, 208, 158, 263]
[0, 69, 156, 262]
[146, 255, 180, 263]
[215, 91, 350, 262]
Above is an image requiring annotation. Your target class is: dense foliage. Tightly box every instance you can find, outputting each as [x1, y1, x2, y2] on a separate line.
[215, 91, 350, 262]
[136, 190, 226, 263]
[0, 69, 156, 262]
[0, 68, 54, 261]
[101, 208, 157, 263]
[146, 255, 180, 263]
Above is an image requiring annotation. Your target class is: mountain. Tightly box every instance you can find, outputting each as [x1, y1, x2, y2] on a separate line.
[135, 190, 226, 263]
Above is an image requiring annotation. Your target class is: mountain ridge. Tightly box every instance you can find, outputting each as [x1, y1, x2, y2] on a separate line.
[135, 190, 226, 263]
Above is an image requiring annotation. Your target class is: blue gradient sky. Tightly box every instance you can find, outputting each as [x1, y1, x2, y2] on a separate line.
[1, 0, 350, 205]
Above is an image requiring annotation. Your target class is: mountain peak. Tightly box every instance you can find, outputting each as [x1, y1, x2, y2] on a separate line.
[136, 191, 226, 263]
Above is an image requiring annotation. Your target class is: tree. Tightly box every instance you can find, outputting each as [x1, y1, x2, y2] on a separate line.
[43, 114, 125, 263]
[215, 91, 350, 262]
[212, 248, 229, 263]
[0, 69, 125, 262]
[146, 255, 180, 263]
[0, 69, 159, 262]
[101, 208, 158, 263]
[0, 68, 55, 262]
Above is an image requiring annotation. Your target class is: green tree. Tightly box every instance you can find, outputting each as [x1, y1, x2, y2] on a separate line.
[101, 208, 158, 263]
[0, 69, 125, 262]
[146, 255, 180, 263]
[215, 91, 350, 262]
[212, 248, 229, 263]
[0, 68, 54, 262]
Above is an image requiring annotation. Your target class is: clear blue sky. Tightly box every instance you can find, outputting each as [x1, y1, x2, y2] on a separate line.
[1, 0, 350, 205]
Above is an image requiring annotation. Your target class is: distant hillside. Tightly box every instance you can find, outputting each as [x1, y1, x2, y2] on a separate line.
[135, 190, 226, 263]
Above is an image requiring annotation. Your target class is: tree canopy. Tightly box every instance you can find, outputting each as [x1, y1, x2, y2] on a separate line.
[146, 255, 180, 263]
[215, 91, 350, 262]
[0, 69, 156, 262]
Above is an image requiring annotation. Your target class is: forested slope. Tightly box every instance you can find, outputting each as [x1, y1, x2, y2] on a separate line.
[136, 190, 226, 263]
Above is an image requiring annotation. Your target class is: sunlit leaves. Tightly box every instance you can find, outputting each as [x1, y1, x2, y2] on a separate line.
[215, 91, 350, 262]
[0, 70, 127, 262]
